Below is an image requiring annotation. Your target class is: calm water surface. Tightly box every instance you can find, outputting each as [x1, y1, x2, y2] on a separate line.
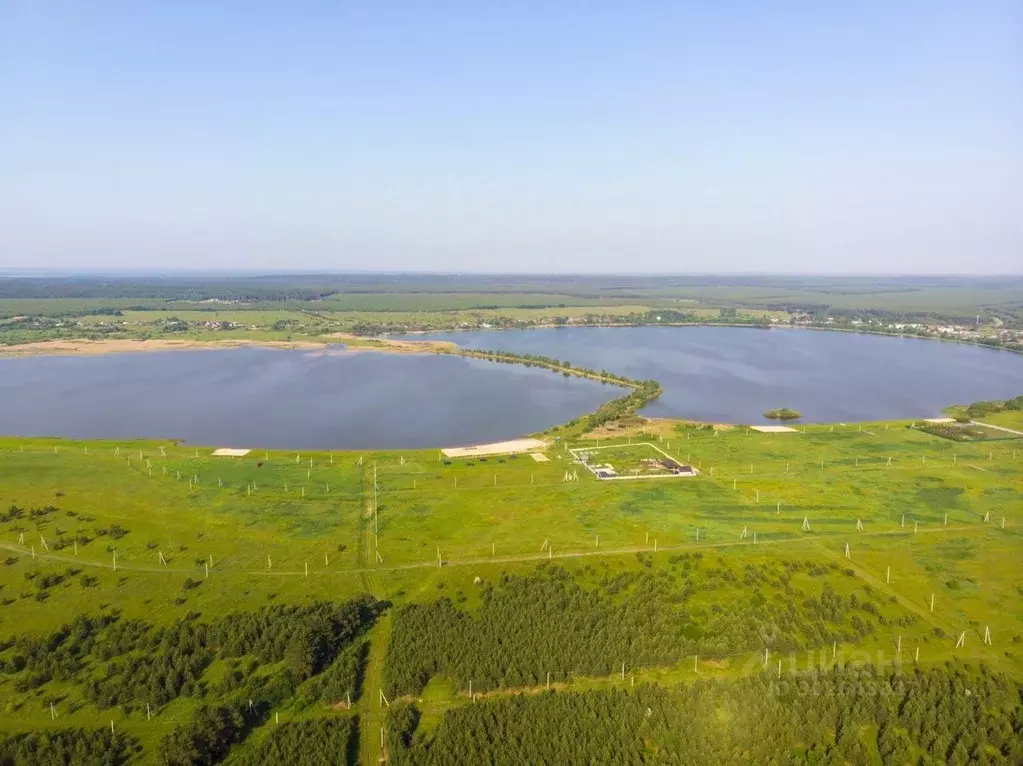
[0, 347, 618, 449]
[398, 327, 1023, 423]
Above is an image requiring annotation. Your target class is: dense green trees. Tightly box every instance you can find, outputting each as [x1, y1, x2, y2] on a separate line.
[388, 664, 1023, 765]
[964, 394, 1023, 418]
[0, 728, 140, 766]
[0, 597, 378, 713]
[0, 598, 376, 764]
[232, 717, 357, 766]
[156, 705, 246, 766]
[385, 560, 901, 696]
[764, 407, 801, 420]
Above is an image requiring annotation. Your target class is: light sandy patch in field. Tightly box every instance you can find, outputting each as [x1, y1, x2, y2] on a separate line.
[442, 438, 547, 458]
[750, 425, 798, 433]
[530, 453, 549, 462]
[0, 338, 329, 357]
[212, 448, 252, 457]
[322, 333, 457, 354]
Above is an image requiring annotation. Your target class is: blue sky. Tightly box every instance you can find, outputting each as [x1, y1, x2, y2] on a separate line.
[2, 2, 1020, 273]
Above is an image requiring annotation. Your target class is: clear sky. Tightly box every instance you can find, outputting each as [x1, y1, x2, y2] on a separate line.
[2, 2, 1020, 273]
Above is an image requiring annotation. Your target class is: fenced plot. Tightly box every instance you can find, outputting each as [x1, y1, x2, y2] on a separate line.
[569, 442, 699, 480]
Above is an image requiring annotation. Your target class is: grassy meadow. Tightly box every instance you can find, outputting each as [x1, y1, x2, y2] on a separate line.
[0, 420, 1020, 762]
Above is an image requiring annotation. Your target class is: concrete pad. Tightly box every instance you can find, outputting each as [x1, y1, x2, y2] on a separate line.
[750, 425, 797, 433]
[530, 453, 549, 462]
[212, 448, 252, 457]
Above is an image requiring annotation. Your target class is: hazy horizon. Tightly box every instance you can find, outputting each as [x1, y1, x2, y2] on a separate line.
[3, 2, 1021, 274]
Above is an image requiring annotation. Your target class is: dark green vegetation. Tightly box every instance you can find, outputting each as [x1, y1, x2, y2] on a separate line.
[230, 717, 358, 766]
[0, 727, 140, 765]
[764, 408, 802, 420]
[0, 598, 375, 764]
[387, 664, 1023, 765]
[384, 561, 913, 696]
[960, 395, 1023, 420]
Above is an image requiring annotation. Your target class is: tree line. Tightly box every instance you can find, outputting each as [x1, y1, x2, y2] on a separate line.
[1, 597, 378, 713]
[0, 728, 140, 766]
[458, 348, 662, 432]
[384, 559, 904, 696]
[387, 663, 1022, 765]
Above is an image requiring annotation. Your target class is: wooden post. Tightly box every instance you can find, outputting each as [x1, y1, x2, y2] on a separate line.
[764, 647, 769, 667]
[897, 635, 902, 654]
[886, 565, 890, 584]
[305, 562, 309, 577]
[930, 593, 934, 612]
[546, 672, 550, 690]
[694, 655, 698, 673]
[777, 659, 782, 678]
[621, 662, 625, 680]
[147, 703, 151, 721]
[955, 631, 965, 649]
[204, 562, 209, 579]
[832, 641, 836, 659]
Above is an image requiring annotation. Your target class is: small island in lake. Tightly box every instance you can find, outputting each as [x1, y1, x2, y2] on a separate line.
[764, 407, 801, 420]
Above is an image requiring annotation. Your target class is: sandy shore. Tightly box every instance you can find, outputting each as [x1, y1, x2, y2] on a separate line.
[0, 335, 454, 358]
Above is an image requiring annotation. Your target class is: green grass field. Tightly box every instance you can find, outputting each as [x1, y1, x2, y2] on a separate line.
[0, 421, 1020, 762]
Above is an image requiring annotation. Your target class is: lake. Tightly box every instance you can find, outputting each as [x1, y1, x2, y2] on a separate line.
[396, 327, 1023, 423]
[0, 347, 619, 449]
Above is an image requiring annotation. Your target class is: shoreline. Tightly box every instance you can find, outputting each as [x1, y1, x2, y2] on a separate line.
[2, 323, 1018, 360]
[0, 335, 457, 358]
